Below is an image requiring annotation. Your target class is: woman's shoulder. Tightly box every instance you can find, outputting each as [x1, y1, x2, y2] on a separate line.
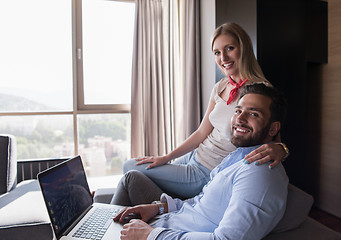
[214, 78, 229, 94]
[247, 77, 272, 86]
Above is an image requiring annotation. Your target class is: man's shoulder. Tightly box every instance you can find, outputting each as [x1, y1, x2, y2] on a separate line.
[235, 161, 288, 189]
[243, 161, 286, 175]
[220, 145, 287, 183]
[219, 145, 261, 171]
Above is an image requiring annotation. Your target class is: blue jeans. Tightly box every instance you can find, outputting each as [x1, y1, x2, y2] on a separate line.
[123, 150, 211, 199]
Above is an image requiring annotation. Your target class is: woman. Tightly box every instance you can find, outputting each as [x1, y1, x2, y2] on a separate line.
[122, 22, 289, 199]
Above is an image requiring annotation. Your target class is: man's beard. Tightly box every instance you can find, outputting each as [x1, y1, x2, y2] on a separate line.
[231, 123, 271, 148]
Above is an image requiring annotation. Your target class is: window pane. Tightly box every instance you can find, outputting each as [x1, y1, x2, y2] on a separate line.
[82, 0, 135, 105]
[78, 114, 131, 177]
[0, 0, 73, 112]
[0, 115, 74, 159]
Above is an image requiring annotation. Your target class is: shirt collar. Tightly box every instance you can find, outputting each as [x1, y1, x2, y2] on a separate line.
[216, 145, 262, 173]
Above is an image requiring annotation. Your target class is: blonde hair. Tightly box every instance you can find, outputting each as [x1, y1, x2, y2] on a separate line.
[211, 22, 267, 82]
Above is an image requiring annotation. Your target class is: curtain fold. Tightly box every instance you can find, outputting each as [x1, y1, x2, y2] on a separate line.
[178, 0, 201, 145]
[131, 0, 201, 158]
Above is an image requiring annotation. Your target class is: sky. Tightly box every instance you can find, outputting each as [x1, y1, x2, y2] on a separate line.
[0, 0, 135, 110]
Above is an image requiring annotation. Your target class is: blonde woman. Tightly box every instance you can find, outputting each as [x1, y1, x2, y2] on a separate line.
[122, 22, 288, 199]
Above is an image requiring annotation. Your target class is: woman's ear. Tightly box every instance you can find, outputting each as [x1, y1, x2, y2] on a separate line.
[269, 121, 281, 137]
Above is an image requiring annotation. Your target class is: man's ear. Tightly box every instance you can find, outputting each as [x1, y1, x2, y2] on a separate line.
[269, 121, 281, 137]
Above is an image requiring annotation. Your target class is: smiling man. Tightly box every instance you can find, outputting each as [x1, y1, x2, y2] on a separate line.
[114, 83, 289, 240]
[231, 86, 282, 148]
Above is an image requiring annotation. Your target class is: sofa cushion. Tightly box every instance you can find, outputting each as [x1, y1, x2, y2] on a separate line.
[0, 180, 53, 240]
[93, 188, 116, 204]
[0, 134, 17, 194]
[272, 184, 314, 233]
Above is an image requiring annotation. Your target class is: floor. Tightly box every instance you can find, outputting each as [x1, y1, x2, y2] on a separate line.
[309, 207, 341, 233]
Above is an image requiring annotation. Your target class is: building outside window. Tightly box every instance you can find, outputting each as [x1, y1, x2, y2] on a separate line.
[0, 0, 135, 179]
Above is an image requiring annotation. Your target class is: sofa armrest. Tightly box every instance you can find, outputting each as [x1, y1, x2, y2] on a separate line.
[0, 134, 17, 194]
[0, 180, 53, 240]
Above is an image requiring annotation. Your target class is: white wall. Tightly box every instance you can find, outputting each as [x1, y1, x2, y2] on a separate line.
[200, 0, 216, 116]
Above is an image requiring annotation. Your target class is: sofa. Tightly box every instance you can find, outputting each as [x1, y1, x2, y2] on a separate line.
[1, 134, 341, 239]
[0, 134, 62, 240]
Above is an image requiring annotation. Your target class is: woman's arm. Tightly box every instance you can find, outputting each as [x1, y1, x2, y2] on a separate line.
[136, 98, 216, 169]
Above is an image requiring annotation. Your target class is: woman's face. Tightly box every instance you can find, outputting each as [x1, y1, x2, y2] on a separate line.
[212, 33, 241, 81]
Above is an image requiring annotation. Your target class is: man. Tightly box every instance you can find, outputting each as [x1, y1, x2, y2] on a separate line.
[113, 83, 289, 240]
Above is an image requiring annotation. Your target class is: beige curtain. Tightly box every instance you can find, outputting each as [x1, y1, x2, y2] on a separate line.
[131, 0, 201, 157]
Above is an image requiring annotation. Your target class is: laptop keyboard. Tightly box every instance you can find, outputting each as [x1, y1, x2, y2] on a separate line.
[72, 207, 120, 240]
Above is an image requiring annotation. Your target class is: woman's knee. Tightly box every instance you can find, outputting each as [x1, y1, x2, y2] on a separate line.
[123, 158, 150, 174]
[123, 158, 139, 173]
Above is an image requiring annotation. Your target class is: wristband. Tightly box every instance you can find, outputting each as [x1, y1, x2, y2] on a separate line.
[276, 142, 290, 159]
[152, 201, 165, 215]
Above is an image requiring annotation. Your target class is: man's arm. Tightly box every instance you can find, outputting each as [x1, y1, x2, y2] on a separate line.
[114, 203, 168, 223]
[160, 193, 196, 213]
[117, 164, 288, 240]
[150, 164, 288, 240]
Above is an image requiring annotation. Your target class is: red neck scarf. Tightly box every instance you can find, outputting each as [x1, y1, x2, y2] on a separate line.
[226, 76, 248, 105]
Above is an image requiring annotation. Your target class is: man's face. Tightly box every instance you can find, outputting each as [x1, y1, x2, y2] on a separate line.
[231, 93, 277, 147]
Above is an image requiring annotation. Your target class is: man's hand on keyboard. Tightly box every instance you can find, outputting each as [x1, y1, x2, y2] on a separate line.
[113, 204, 158, 224]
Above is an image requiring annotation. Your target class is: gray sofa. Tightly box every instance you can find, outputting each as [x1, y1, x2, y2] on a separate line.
[0, 135, 53, 240]
[0, 135, 70, 240]
[1, 134, 341, 239]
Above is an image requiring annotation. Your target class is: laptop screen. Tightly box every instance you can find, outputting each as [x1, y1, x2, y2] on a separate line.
[38, 156, 93, 238]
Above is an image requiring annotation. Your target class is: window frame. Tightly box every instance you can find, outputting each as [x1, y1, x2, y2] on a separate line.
[73, 0, 132, 114]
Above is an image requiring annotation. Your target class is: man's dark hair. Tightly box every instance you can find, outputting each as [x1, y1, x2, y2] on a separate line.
[239, 83, 288, 127]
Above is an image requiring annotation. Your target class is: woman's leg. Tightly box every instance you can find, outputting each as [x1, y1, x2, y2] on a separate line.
[122, 151, 211, 199]
[110, 170, 163, 206]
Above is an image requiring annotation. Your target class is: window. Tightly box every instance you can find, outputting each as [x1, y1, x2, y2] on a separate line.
[0, 0, 135, 178]
[81, 0, 133, 105]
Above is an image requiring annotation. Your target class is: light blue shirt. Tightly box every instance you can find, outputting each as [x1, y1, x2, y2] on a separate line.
[147, 145, 288, 240]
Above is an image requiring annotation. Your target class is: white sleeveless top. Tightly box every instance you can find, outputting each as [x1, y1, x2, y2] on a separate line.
[196, 78, 237, 170]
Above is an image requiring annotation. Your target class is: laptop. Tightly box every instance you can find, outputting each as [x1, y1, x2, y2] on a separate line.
[38, 155, 124, 240]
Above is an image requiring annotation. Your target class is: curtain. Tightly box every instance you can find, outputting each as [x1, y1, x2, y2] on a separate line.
[131, 0, 201, 157]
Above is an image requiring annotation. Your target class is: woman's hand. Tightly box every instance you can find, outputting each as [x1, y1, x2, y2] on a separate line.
[244, 143, 287, 169]
[135, 156, 170, 169]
